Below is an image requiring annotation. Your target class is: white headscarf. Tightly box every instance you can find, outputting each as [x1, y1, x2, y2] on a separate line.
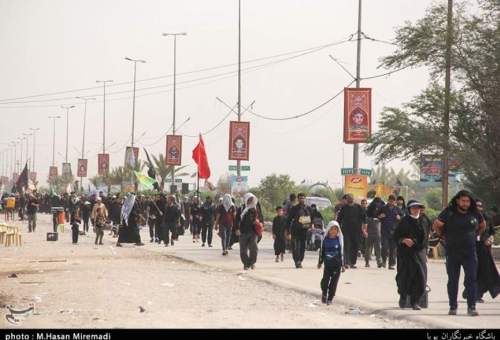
[222, 193, 234, 212]
[241, 193, 257, 219]
[324, 220, 345, 264]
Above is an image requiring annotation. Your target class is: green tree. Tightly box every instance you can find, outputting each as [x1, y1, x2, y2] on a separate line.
[152, 154, 190, 191]
[365, 0, 500, 206]
[425, 188, 443, 211]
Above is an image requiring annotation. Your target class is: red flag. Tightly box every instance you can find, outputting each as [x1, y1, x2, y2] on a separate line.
[192, 135, 211, 179]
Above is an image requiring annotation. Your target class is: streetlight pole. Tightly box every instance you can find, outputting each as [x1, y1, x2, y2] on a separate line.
[18, 137, 24, 172]
[48, 116, 61, 167]
[237, 0, 242, 177]
[61, 105, 75, 164]
[353, 0, 363, 175]
[96, 80, 113, 154]
[30, 128, 40, 176]
[125, 58, 146, 147]
[23, 133, 31, 173]
[75, 97, 95, 189]
[163, 32, 186, 191]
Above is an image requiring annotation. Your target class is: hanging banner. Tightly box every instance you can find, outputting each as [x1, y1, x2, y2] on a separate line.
[98, 153, 110, 176]
[49, 166, 58, 179]
[344, 88, 372, 144]
[229, 121, 250, 161]
[419, 155, 463, 183]
[62, 163, 72, 177]
[1, 176, 9, 185]
[29, 172, 37, 182]
[124, 146, 139, 168]
[165, 135, 182, 166]
[344, 175, 368, 199]
[77, 159, 88, 177]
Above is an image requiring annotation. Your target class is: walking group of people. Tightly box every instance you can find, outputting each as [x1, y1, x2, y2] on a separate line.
[2, 188, 499, 315]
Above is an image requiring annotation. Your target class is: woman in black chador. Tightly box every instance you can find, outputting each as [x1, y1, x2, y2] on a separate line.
[393, 200, 428, 310]
[116, 194, 144, 247]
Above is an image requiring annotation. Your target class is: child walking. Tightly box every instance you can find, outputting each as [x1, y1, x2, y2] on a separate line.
[318, 221, 345, 305]
[272, 206, 287, 262]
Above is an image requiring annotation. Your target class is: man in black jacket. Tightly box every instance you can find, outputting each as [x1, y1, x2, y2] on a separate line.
[287, 193, 312, 268]
[336, 194, 366, 269]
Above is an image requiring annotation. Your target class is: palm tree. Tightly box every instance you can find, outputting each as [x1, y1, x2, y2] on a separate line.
[152, 154, 190, 191]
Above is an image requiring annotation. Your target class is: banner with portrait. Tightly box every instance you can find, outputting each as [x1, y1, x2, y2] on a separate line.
[344, 88, 372, 144]
[420, 155, 463, 183]
[344, 175, 368, 199]
[77, 159, 88, 177]
[165, 135, 182, 166]
[49, 166, 58, 179]
[229, 121, 250, 161]
[62, 162, 72, 177]
[124, 146, 139, 169]
[98, 153, 110, 176]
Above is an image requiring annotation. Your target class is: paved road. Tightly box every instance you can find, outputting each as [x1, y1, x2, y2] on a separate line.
[1, 213, 499, 328]
[142, 222, 500, 329]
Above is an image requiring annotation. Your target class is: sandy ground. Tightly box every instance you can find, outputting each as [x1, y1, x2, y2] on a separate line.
[0, 214, 421, 328]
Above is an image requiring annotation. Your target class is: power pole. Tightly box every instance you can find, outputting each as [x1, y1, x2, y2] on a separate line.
[163, 32, 186, 192]
[30, 128, 40, 175]
[353, 0, 363, 174]
[237, 0, 242, 177]
[442, 0, 453, 208]
[96, 80, 113, 154]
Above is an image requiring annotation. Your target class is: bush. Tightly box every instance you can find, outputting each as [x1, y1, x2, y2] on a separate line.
[424, 207, 439, 221]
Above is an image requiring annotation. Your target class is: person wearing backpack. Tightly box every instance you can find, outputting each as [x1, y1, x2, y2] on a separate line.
[318, 221, 345, 305]
[433, 190, 486, 316]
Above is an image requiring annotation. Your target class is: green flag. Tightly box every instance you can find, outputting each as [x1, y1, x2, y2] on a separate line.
[134, 171, 157, 190]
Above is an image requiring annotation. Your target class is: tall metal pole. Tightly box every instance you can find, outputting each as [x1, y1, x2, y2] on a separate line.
[96, 80, 113, 154]
[442, 0, 453, 208]
[163, 33, 186, 192]
[132, 61, 137, 147]
[61, 105, 75, 163]
[353, 0, 363, 174]
[30, 128, 40, 175]
[18, 137, 24, 173]
[23, 133, 31, 173]
[237, 0, 242, 177]
[76, 97, 95, 189]
[124, 58, 146, 148]
[49, 116, 61, 167]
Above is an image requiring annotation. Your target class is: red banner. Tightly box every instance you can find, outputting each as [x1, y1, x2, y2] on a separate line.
[344, 88, 372, 144]
[165, 135, 182, 166]
[228, 121, 250, 161]
[77, 159, 88, 177]
[49, 166, 58, 179]
[98, 153, 110, 176]
[29, 172, 37, 182]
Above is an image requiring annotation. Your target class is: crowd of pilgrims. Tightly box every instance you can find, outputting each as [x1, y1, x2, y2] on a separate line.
[1, 189, 499, 313]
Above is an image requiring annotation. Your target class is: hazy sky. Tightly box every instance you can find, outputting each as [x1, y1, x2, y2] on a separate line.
[0, 0, 437, 188]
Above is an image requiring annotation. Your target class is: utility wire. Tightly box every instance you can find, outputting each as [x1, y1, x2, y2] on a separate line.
[0, 37, 356, 104]
[247, 80, 355, 121]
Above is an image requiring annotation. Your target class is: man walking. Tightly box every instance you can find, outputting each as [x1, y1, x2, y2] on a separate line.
[288, 193, 313, 268]
[337, 194, 366, 269]
[433, 190, 486, 316]
[379, 195, 402, 270]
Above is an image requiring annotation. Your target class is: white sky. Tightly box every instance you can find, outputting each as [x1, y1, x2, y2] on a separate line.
[0, 0, 437, 188]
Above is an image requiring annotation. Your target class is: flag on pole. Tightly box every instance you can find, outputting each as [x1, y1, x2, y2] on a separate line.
[192, 135, 211, 179]
[16, 163, 29, 192]
[134, 171, 157, 190]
